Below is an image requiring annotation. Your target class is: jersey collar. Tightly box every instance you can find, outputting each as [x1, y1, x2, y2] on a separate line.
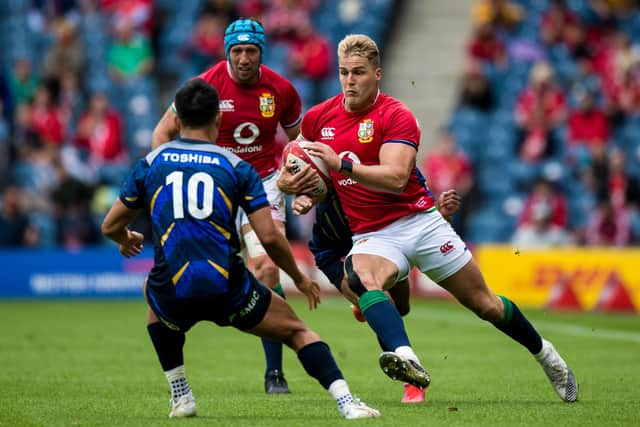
[178, 136, 210, 144]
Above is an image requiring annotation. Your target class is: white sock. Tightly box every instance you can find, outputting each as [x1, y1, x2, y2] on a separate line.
[165, 365, 191, 400]
[328, 379, 353, 411]
[395, 346, 421, 365]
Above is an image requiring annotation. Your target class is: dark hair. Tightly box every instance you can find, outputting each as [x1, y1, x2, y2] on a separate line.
[174, 78, 220, 128]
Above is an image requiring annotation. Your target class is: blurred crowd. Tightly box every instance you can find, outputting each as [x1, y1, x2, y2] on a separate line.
[431, 0, 640, 247]
[0, 0, 358, 249]
[1, 0, 638, 250]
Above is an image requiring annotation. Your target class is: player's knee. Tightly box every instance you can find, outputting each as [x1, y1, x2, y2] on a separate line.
[285, 327, 321, 352]
[344, 256, 368, 297]
[473, 297, 502, 322]
[253, 258, 279, 285]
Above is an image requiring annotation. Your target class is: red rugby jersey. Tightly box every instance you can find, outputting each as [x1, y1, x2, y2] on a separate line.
[198, 61, 302, 177]
[301, 92, 436, 233]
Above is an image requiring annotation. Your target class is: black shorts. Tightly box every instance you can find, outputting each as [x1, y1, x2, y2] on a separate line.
[313, 250, 346, 291]
[145, 273, 272, 333]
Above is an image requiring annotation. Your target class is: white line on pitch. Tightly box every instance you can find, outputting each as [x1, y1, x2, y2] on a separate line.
[316, 298, 640, 344]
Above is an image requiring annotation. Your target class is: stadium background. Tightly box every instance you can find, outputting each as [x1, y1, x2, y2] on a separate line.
[0, 0, 638, 312]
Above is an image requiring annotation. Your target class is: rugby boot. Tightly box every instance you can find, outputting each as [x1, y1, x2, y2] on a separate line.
[169, 392, 196, 418]
[379, 351, 431, 389]
[351, 304, 366, 322]
[401, 383, 426, 403]
[265, 369, 291, 394]
[535, 339, 578, 402]
[340, 398, 381, 419]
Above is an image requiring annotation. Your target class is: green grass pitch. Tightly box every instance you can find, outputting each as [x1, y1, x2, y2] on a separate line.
[1, 297, 639, 426]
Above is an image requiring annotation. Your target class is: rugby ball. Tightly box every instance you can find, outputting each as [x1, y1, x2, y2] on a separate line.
[281, 140, 332, 197]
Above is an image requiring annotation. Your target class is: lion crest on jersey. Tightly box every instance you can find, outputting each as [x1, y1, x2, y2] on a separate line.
[259, 93, 275, 117]
[357, 119, 374, 143]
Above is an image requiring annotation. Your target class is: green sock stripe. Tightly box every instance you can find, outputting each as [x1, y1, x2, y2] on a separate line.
[273, 283, 285, 298]
[358, 290, 388, 313]
[499, 296, 514, 323]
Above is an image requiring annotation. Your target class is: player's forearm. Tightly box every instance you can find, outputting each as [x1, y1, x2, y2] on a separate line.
[101, 216, 133, 245]
[342, 163, 409, 194]
[151, 107, 179, 149]
[101, 199, 141, 244]
[103, 227, 134, 246]
[151, 127, 176, 150]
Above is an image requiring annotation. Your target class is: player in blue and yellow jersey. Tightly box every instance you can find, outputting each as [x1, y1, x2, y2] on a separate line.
[101, 79, 380, 420]
[152, 18, 302, 394]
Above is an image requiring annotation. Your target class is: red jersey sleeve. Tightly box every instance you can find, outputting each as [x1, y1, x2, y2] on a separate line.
[300, 104, 321, 141]
[382, 104, 420, 149]
[279, 80, 302, 129]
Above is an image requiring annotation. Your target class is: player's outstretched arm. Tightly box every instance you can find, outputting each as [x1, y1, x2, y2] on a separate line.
[101, 199, 145, 258]
[247, 207, 321, 309]
[151, 105, 179, 150]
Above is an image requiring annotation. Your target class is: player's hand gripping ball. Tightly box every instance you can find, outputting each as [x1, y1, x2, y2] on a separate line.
[282, 140, 332, 197]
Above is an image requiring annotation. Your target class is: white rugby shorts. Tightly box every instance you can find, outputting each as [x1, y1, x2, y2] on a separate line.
[348, 209, 472, 284]
[236, 172, 286, 258]
[236, 172, 286, 228]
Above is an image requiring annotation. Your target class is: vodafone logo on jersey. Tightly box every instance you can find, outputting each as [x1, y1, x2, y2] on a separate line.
[229, 122, 263, 154]
[320, 127, 335, 140]
[233, 122, 260, 145]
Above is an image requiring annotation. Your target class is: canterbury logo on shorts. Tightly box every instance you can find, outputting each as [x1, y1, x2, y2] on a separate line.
[439, 241, 454, 255]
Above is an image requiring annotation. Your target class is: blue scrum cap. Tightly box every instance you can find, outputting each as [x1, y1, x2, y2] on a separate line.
[224, 18, 266, 57]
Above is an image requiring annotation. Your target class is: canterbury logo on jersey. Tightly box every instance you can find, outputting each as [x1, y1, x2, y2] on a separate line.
[220, 99, 234, 112]
[320, 127, 335, 139]
[415, 198, 428, 208]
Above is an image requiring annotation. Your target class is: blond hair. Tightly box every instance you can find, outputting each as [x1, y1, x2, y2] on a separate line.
[337, 34, 381, 68]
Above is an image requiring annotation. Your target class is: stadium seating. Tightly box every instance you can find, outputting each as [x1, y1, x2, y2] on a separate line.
[1, 0, 637, 248]
[448, 0, 640, 244]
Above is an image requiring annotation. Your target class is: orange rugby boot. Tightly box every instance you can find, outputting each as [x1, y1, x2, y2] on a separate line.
[351, 304, 366, 322]
[401, 383, 426, 403]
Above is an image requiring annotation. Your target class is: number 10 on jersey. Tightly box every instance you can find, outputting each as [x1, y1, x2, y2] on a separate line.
[166, 171, 215, 219]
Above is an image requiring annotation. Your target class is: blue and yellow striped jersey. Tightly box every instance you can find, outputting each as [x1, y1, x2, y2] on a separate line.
[120, 138, 269, 298]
